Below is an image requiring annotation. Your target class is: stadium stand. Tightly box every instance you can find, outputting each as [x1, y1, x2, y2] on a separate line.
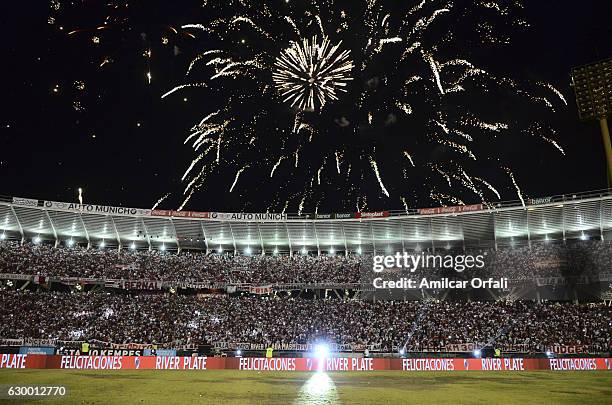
[0, 291, 609, 354]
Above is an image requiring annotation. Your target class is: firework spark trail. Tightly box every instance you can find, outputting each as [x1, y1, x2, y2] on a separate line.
[271, 157, 285, 177]
[539, 82, 568, 105]
[211, 60, 262, 80]
[162, 83, 207, 99]
[231, 16, 272, 39]
[187, 50, 223, 74]
[152, 193, 171, 210]
[182, 153, 205, 181]
[400, 196, 410, 213]
[473, 177, 501, 199]
[505, 168, 525, 206]
[404, 151, 415, 167]
[430, 192, 465, 206]
[375, 37, 402, 53]
[285, 16, 301, 36]
[431, 164, 452, 187]
[369, 157, 390, 197]
[424, 52, 445, 94]
[229, 166, 249, 193]
[409, 7, 451, 38]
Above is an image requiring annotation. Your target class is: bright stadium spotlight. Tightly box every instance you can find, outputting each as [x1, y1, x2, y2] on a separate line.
[218, 246, 223, 254]
[315, 344, 329, 359]
[357, 247, 362, 254]
[571, 58, 612, 185]
[329, 247, 335, 255]
[130, 242, 136, 250]
[99, 240, 106, 249]
[0, 233, 6, 240]
[473, 349, 482, 358]
[580, 232, 588, 241]
[160, 244, 166, 251]
[546, 350, 554, 358]
[67, 239, 74, 247]
[301, 247, 307, 255]
[236, 349, 242, 357]
[273, 247, 279, 255]
[399, 348, 405, 356]
[245, 246, 252, 255]
[33, 235, 41, 244]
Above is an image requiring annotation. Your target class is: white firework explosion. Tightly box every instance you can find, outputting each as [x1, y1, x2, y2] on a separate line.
[273, 35, 354, 111]
[162, 0, 566, 213]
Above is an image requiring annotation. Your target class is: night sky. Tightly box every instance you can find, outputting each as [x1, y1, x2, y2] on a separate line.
[1, 1, 611, 213]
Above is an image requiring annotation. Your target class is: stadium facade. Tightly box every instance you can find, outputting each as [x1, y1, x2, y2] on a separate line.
[0, 190, 610, 254]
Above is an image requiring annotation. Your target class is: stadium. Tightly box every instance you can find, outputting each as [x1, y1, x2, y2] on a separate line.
[0, 191, 611, 403]
[2, 1, 612, 404]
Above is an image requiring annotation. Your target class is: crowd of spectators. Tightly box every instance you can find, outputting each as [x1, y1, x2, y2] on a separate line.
[0, 291, 609, 353]
[0, 240, 610, 284]
[0, 241, 362, 283]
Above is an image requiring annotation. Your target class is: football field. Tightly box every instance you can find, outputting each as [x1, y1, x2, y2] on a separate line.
[0, 370, 610, 404]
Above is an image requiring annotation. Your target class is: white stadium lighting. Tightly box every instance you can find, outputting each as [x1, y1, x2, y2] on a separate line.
[67, 239, 74, 247]
[329, 247, 335, 255]
[399, 348, 405, 356]
[546, 350, 554, 358]
[314, 344, 330, 360]
[160, 244, 166, 251]
[130, 243, 136, 250]
[0, 233, 5, 240]
[236, 349, 242, 357]
[473, 349, 482, 358]
[357, 247, 362, 254]
[34, 236, 41, 244]
[245, 247, 252, 255]
[273, 247, 278, 255]
[218, 246, 223, 253]
[301, 247, 307, 255]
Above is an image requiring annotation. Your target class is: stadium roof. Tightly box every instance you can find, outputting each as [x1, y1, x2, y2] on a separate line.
[0, 191, 611, 254]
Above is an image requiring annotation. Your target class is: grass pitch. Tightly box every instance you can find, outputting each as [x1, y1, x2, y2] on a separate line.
[0, 370, 610, 404]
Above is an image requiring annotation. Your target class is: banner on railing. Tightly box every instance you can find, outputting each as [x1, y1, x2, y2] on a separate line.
[1, 355, 611, 372]
[43, 201, 151, 217]
[417, 204, 484, 215]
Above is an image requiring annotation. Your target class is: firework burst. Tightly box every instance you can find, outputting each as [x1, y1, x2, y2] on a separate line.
[164, 0, 566, 212]
[273, 36, 354, 111]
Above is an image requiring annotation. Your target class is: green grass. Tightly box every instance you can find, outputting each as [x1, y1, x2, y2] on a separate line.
[0, 370, 610, 404]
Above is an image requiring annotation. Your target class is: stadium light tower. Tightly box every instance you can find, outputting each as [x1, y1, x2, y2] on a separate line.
[571, 58, 612, 185]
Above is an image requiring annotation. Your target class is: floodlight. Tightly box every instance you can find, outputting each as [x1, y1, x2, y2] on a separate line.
[571, 58, 612, 184]
[315, 344, 330, 359]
